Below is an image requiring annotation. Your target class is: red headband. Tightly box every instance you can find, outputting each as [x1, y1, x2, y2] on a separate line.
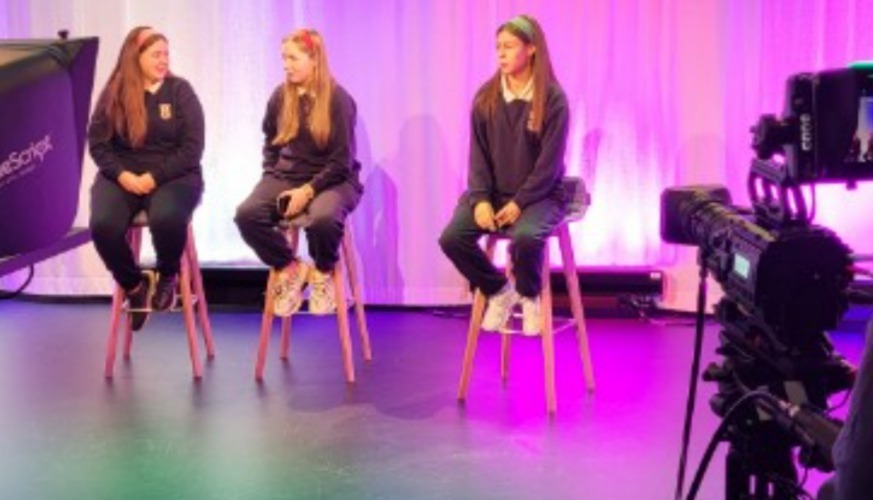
[298, 29, 316, 54]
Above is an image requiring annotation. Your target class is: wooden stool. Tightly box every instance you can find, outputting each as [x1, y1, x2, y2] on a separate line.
[457, 177, 596, 414]
[255, 224, 371, 383]
[105, 212, 216, 379]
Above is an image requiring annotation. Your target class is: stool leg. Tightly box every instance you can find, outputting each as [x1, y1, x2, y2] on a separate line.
[105, 284, 125, 378]
[122, 227, 143, 359]
[280, 227, 298, 361]
[185, 226, 215, 358]
[279, 316, 292, 360]
[458, 289, 487, 402]
[342, 229, 372, 361]
[333, 259, 356, 383]
[458, 236, 498, 402]
[122, 317, 134, 359]
[179, 251, 203, 379]
[500, 335, 511, 384]
[558, 225, 595, 392]
[256, 269, 277, 380]
[500, 246, 512, 383]
[541, 248, 557, 414]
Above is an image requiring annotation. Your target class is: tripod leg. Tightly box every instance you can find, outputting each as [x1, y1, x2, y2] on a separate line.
[726, 447, 750, 500]
[768, 443, 798, 500]
[726, 437, 799, 500]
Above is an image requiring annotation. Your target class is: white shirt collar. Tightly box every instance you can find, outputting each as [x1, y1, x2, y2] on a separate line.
[145, 79, 164, 94]
[296, 84, 315, 98]
[501, 74, 534, 102]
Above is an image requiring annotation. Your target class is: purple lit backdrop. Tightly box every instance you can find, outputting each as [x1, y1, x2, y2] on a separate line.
[1, 1, 873, 307]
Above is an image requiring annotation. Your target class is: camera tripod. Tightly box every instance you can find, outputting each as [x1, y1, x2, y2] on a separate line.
[721, 401, 804, 499]
[700, 347, 807, 500]
[700, 315, 847, 500]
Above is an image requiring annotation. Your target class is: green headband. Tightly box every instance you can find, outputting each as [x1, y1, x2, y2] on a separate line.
[507, 16, 534, 39]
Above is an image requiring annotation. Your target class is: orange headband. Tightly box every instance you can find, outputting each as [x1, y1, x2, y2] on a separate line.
[137, 30, 165, 52]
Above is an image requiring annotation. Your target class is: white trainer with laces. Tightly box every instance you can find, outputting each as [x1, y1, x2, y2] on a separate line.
[482, 284, 520, 332]
[520, 295, 543, 336]
[309, 268, 337, 315]
[273, 261, 310, 317]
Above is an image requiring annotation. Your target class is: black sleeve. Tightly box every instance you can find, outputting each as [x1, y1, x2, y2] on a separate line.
[151, 79, 205, 185]
[87, 90, 126, 182]
[309, 87, 356, 193]
[832, 324, 873, 498]
[513, 89, 569, 208]
[262, 86, 283, 170]
[466, 108, 494, 207]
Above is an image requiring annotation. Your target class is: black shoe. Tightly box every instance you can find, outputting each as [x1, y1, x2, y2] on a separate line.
[152, 273, 178, 312]
[127, 271, 156, 332]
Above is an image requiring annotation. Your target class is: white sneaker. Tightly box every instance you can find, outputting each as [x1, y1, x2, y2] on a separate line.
[520, 295, 543, 336]
[273, 261, 310, 317]
[309, 268, 337, 315]
[482, 285, 520, 331]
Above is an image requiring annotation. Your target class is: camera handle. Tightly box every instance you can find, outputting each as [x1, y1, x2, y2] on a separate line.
[749, 159, 811, 225]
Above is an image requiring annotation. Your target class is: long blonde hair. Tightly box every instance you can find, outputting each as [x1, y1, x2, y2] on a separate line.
[99, 26, 168, 147]
[473, 15, 556, 134]
[273, 29, 335, 148]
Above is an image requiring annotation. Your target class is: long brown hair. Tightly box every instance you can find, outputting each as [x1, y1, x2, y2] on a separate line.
[273, 29, 335, 149]
[98, 26, 168, 147]
[473, 15, 556, 134]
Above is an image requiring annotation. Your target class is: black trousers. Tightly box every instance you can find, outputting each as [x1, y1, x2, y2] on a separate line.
[89, 174, 203, 291]
[235, 173, 362, 272]
[439, 196, 566, 298]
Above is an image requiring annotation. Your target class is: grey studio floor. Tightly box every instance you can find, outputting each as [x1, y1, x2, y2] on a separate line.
[0, 300, 861, 499]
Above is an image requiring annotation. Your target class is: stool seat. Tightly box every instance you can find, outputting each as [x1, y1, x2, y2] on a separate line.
[457, 177, 596, 414]
[255, 223, 371, 383]
[104, 211, 215, 379]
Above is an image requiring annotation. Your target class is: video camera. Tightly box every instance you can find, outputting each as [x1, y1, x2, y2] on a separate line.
[661, 66, 872, 499]
[0, 34, 98, 278]
[753, 65, 873, 186]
